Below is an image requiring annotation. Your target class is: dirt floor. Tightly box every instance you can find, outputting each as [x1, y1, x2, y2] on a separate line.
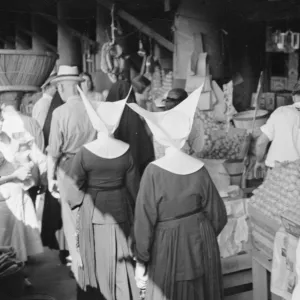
[24, 248, 76, 300]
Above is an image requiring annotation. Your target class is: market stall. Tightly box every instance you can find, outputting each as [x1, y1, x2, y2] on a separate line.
[246, 160, 300, 300]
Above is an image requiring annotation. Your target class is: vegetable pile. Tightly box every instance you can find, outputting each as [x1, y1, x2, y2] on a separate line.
[197, 112, 248, 160]
[250, 160, 300, 223]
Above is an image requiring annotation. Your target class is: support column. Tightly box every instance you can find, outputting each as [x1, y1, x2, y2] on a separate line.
[30, 0, 48, 51]
[57, 0, 82, 66]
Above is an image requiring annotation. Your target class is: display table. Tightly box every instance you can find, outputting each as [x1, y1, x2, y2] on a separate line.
[252, 250, 281, 300]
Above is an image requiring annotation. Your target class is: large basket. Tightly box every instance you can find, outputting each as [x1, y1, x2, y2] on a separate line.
[0, 50, 57, 92]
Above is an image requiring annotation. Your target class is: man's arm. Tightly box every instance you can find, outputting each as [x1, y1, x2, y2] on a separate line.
[255, 132, 270, 163]
[47, 110, 63, 194]
[47, 154, 58, 182]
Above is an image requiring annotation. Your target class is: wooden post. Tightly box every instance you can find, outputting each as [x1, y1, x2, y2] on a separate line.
[57, 0, 82, 66]
[31, 0, 48, 51]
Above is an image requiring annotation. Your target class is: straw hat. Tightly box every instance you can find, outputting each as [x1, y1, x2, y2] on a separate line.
[127, 84, 203, 149]
[51, 66, 84, 84]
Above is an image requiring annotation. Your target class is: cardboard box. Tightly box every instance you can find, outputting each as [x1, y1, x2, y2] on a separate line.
[276, 93, 292, 108]
[221, 251, 252, 275]
[265, 93, 276, 111]
[287, 78, 298, 91]
[251, 93, 275, 111]
[288, 53, 299, 71]
[197, 91, 212, 110]
[270, 77, 287, 91]
[248, 202, 281, 258]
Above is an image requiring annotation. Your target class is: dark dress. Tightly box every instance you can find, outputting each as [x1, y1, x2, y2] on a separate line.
[106, 81, 155, 176]
[134, 164, 227, 300]
[68, 147, 140, 300]
[41, 91, 65, 250]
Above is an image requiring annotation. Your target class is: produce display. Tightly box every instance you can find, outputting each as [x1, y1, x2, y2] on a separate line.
[250, 160, 300, 223]
[197, 113, 248, 160]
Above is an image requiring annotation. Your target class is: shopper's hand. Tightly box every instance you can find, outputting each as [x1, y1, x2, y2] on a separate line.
[48, 179, 60, 198]
[135, 263, 148, 289]
[254, 161, 266, 179]
[13, 167, 31, 181]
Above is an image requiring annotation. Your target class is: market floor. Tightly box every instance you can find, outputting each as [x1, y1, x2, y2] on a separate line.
[24, 248, 76, 300]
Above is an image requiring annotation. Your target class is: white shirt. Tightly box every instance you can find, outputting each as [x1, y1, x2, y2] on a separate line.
[32, 93, 53, 129]
[261, 104, 300, 167]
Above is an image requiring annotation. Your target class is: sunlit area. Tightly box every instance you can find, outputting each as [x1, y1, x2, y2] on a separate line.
[1, 1, 300, 300]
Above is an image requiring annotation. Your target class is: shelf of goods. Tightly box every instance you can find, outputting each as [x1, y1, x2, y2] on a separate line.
[248, 160, 300, 258]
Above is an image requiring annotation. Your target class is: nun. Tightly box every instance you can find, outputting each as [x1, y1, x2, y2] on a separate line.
[128, 85, 227, 300]
[66, 87, 140, 300]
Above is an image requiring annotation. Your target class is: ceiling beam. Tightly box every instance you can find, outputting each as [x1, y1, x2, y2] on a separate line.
[18, 28, 57, 53]
[96, 0, 174, 52]
[226, 0, 300, 22]
[39, 13, 98, 47]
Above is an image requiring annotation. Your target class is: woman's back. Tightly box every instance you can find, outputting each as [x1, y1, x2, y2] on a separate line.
[70, 147, 139, 224]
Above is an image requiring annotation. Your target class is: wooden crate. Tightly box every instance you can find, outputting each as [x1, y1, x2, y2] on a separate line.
[252, 250, 283, 300]
[222, 251, 253, 300]
[222, 251, 252, 275]
[224, 269, 253, 300]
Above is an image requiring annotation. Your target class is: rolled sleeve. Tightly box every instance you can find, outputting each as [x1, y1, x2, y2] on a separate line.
[260, 110, 279, 141]
[47, 111, 63, 158]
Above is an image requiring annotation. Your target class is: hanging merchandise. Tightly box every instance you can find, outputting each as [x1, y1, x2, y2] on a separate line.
[100, 4, 127, 83]
[291, 32, 300, 50]
[144, 38, 155, 81]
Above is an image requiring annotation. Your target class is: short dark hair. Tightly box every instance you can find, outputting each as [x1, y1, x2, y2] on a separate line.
[80, 72, 95, 91]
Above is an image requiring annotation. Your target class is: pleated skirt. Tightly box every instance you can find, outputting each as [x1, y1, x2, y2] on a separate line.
[145, 218, 224, 300]
[93, 222, 139, 300]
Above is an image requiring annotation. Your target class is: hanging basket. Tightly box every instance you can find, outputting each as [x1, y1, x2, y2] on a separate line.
[0, 50, 58, 93]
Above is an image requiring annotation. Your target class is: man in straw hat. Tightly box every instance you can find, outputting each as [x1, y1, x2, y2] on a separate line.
[32, 70, 58, 130]
[47, 65, 97, 269]
[254, 81, 300, 177]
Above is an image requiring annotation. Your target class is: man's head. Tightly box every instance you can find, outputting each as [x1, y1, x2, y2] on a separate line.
[57, 81, 79, 102]
[51, 66, 83, 102]
[163, 88, 188, 110]
[292, 82, 300, 103]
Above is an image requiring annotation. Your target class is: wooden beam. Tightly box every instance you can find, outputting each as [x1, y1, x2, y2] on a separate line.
[18, 28, 57, 53]
[39, 13, 98, 47]
[226, 0, 300, 22]
[96, 0, 174, 52]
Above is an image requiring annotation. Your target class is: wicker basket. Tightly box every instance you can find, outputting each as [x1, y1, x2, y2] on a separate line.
[0, 50, 57, 92]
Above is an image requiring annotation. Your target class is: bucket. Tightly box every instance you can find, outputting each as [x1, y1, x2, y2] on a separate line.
[223, 160, 244, 187]
[233, 109, 269, 130]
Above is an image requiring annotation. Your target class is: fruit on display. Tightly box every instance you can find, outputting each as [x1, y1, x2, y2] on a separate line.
[199, 132, 248, 160]
[249, 160, 300, 223]
[195, 111, 247, 160]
